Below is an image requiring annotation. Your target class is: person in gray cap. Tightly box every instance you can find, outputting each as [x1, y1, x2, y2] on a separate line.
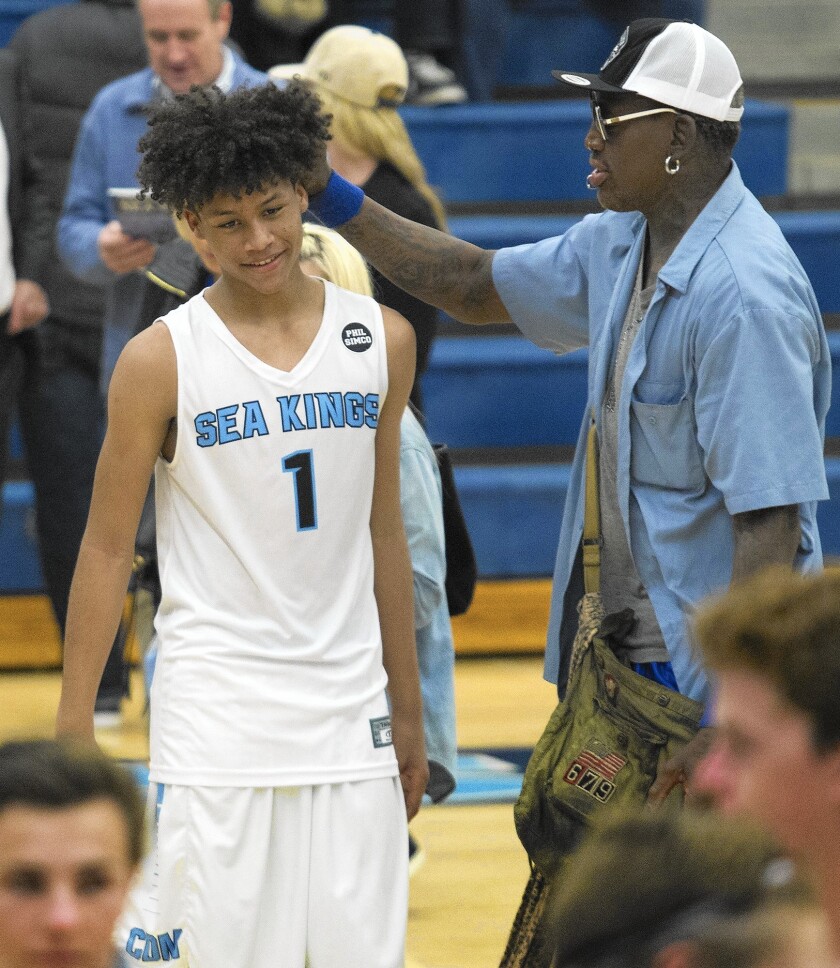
[299, 17, 829, 803]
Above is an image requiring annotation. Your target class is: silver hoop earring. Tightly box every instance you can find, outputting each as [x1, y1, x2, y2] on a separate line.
[665, 155, 680, 175]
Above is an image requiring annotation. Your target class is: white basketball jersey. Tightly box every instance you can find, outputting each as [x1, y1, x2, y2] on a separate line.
[150, 281, 397, 787]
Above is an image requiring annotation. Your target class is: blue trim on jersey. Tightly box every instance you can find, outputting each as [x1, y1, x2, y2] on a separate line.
[150, 780, 166, 825]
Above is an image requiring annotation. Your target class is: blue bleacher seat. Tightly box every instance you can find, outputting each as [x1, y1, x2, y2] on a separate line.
[0, 0, 76, 46]
[335, 0, 706, 96]
[817, 459, 840, 562]
[5, 437, 840, 590]
[447, 214, 579, 250]
[497, 7, 616, 90]
[8, 420, 23, 461]
[425, 332, 840, 449]
[402, 99, 789, 203]
[455, 463, 568, 577]
[424, 337, 587, 448]
[0, 481, 42, 592]
[9, 458, 839, 587]
[494, 0, 706, 90]
[772, 212, 840, 318]
[454, 458, 840, 578]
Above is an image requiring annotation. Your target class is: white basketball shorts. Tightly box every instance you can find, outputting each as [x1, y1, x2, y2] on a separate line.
[117, 777, 408, 968]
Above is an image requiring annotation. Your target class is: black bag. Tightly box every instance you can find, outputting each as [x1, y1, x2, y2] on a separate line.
[432, 442, 478, 617]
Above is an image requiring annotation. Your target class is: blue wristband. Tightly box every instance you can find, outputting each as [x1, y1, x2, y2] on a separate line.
[308, 171, 364, 228]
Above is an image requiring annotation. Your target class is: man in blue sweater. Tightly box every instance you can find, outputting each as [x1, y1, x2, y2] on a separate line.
[58, 0, 266, 392]
[57, 0, 265, 724]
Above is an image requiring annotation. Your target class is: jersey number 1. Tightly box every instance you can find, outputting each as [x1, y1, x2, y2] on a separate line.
[282, 450, 318, 531]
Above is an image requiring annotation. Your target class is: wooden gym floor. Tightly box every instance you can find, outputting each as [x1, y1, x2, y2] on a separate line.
[0, 586, 559, 968]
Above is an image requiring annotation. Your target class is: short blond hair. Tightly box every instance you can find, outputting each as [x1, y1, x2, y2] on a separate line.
[138, 0, 228, 18]
[695, 566, 840, 750]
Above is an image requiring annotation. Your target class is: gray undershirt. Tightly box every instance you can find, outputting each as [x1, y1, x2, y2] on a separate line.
[599, 257, 670, 664]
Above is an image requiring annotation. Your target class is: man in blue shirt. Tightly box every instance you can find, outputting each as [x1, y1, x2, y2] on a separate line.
[58, 0, 266, 390]
[299, 17, 830, 791]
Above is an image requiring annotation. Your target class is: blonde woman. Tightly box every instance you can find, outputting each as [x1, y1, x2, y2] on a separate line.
[271, 25, 447, 409]
[299, 224, 458, 824]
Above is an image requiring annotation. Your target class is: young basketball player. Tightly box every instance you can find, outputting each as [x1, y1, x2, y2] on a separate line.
[56, 82, 427, 968]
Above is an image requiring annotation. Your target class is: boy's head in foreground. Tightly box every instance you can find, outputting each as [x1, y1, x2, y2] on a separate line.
[0, 739, 145, 968]
[692, 566, 840, 861]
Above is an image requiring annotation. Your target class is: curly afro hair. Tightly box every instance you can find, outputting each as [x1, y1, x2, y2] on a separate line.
[137, 81, 331, 215]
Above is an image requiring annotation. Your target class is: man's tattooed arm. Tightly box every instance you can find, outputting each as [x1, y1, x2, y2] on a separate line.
[339, 196, 510, 325]
[731, 504, 800, 585]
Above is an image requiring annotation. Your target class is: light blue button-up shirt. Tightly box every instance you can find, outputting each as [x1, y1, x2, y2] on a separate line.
[492, 162, 830, 705]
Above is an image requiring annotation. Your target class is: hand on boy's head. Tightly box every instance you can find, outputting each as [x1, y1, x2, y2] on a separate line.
[299, 139, 332, 200]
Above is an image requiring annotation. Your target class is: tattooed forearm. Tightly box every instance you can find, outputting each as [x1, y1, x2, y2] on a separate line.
[339, 196, 509, 325]
[731, 504, 800, 584]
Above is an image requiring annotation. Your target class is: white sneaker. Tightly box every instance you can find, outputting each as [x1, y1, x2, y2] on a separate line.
[405, 51, 468, 106]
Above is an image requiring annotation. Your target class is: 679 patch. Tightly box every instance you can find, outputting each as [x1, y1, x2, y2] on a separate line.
[563, 739, 627, 804]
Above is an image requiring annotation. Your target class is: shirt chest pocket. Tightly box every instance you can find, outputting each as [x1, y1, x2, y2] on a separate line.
[629, 382, 706, 491]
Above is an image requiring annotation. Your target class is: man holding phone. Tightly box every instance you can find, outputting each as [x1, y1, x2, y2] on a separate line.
[57, 0, 265, 391]
[56, 0, 264, 726]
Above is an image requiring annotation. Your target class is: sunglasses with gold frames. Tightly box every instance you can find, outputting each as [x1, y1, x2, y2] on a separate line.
[590, 102, 680, 142]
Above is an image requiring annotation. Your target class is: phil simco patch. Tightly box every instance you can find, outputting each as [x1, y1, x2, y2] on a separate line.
[370, 716, 393, 748]
[342, 323, 373, 352]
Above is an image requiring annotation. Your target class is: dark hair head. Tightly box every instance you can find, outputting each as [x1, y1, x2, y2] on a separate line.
[137, 81, 331, 215]
[687, 112, 740, 157]
[0, 739, 146, 866]
[548, 808, 813, 968]
[687, 83, 743, 158]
